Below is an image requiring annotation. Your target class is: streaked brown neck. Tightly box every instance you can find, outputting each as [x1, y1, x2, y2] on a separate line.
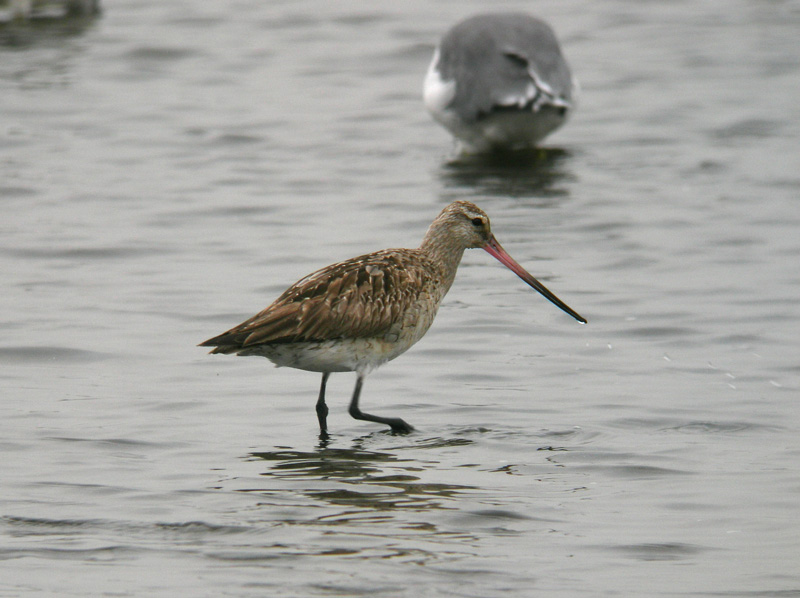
[418, 217, 467, 291]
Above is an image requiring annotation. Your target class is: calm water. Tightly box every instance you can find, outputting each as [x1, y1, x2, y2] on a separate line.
[2, 1, 799, 596]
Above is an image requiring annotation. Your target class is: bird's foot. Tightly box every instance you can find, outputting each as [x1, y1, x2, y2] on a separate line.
[389, 419, 414, 434]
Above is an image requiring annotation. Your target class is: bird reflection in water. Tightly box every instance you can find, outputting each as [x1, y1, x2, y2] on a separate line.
[439, 147, 573, 201]
[247, 438, 476, 513]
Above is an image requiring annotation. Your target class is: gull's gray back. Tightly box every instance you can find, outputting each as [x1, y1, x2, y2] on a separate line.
[437, 12, 573, 122]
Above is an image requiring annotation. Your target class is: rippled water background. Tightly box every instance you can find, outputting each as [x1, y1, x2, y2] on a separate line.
[2, 1, 799, 596]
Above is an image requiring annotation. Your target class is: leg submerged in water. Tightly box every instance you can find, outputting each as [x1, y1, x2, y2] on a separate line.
[315, 372, 330, 434]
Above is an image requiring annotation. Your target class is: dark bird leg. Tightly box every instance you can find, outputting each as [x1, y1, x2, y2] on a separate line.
[316, 372, 330, 435]
[348, 374, 413, 433]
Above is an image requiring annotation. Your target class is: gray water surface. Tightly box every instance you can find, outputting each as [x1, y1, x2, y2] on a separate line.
[2, 1, 799, 596]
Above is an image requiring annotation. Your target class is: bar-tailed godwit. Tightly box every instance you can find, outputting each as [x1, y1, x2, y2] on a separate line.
[424, 12, 576, 153]
[200, 201, 585, 435]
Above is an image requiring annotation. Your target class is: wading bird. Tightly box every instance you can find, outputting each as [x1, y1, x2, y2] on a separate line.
[200, 201, 585, 434]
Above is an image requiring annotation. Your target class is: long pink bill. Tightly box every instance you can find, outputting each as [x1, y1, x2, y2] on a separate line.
[483, 235, 586, 324]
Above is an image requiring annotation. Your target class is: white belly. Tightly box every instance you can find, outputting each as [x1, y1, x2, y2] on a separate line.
[239, 336, 415, 375]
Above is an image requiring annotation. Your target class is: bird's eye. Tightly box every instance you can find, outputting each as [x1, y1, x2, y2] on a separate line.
[471, 217, 483, 227]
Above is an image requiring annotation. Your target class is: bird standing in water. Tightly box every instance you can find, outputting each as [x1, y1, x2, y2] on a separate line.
[200, 201, 585, 435]
[424, 12, 576, 153]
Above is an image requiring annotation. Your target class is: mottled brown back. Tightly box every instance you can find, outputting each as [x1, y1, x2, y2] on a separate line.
[199, 249, 442, 354]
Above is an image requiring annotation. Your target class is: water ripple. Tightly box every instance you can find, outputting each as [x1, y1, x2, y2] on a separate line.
[0, 346, 110, 363]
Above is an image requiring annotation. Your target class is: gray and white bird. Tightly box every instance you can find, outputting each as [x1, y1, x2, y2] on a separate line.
[424, 12, 576, 153]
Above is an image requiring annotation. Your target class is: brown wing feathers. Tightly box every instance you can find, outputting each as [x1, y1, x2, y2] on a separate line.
[199, 250, 433, 353]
